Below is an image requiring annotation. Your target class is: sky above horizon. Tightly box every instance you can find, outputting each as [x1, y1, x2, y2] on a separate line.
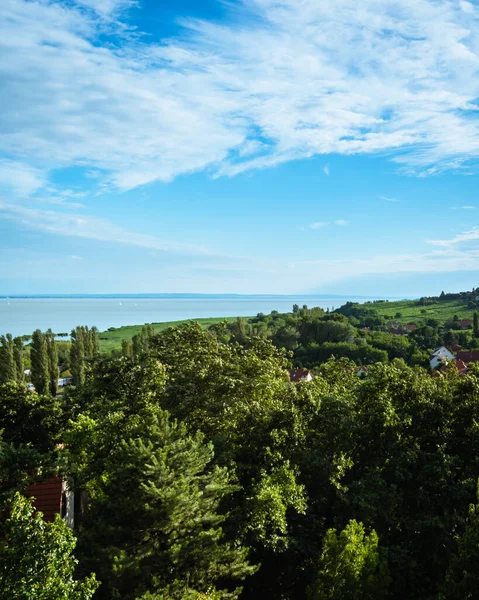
[1, 0, 479, 297]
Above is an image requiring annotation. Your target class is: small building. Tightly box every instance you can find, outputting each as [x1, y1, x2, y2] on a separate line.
[456, 350, 479, 365]
[458, 320, 472, 330]
[430, 353, 450, 369]
[430, 347, 455, 370]
[288, 368, 313, 382]
[440, 359, 468, 376]
[404, 324, 417, 332]
[26, 475, 75, 529]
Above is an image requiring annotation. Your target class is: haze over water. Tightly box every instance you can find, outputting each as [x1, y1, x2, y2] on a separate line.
[0, 295, 389, 338]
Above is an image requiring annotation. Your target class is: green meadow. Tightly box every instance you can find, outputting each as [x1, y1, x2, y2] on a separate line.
[98, 316, 245, 352]
[97, 296, 479, 352]
[364, 298, 477, 323]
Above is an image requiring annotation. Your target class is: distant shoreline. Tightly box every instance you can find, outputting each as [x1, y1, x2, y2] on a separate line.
[0, 293, 404, 300]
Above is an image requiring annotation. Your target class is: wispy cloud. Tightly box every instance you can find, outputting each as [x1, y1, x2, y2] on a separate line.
[0, 160, 46, 196]
[380, 196, 399, 203]
[74, 0, 137, 17]
[427, 227, 479, 248]
[462, 205, 476, 209]
[310, 220, 349, 229]
[323, 165, 330, 176]
[1, 0, 479, 193]
[0, 202, 209, 255]
[310, 221, 329, 230]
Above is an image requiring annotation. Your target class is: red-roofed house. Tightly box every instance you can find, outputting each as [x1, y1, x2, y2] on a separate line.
[440, 359, 468, 376]
[390, 328, 407, 336]
[288, 368, 313, 382]
[456, 359, 469, 375]
[26, 475, 75, 528]
[459, 320, 472, 330]
[456, 350, 479, 365]
[405, 324, 417, 331]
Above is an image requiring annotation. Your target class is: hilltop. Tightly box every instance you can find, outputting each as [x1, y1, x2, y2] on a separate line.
[356, 291, 479, 325]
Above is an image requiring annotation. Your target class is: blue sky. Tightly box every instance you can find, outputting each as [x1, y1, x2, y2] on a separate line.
[1, 0, 479, 296]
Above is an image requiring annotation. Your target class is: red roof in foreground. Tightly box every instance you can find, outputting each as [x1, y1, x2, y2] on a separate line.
[26, 475, 62, 522]
[405, 324, 417, 331]
[440, 359, 469, 375]
[456, 350, 479, 364]
[288, 368, 312, 382]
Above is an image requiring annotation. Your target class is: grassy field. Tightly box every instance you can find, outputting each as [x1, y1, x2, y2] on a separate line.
[361, 298, 477, 323]
[97, 297, 477, 352]
[98, 315, 245, 352]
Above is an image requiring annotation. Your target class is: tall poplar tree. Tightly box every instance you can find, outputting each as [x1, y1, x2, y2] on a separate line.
[46, 329, 58, 396]
[474, 311, 479, 338]
[0, 334, 16, 384]
[13, 337, 24, 384]
[70, 327, 85, 387]
[30, 330, 49, 395]
[90, 326, 100, 356]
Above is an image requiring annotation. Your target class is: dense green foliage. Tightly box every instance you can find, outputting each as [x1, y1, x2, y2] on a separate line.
[308, 520, 389, 600]
[3, 290, 479, 597]
[0, 493, 98, 599]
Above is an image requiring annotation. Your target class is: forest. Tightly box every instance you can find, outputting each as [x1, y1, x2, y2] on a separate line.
[2, 294, 479, 598]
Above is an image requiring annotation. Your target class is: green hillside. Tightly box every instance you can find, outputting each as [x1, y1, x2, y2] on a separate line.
[361, 297, 477, 323]
[98, 316, 246, 352]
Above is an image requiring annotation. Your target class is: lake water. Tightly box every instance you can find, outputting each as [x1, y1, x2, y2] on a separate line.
[0, 295, 386, 338]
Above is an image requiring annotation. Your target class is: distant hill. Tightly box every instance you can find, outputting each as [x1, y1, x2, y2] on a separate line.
[354, 288, 479, 325]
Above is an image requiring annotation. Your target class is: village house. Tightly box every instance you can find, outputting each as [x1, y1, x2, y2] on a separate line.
[26, 475, 75, 529]
[456, 350, 479, 365]
[288, 368, 313, 382]
[430, 346, 455, 370]
[440, 359, 468, 376]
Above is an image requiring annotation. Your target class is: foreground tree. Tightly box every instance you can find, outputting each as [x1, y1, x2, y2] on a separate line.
[440, 486, 479, 599]
[308, 520, 389, 600]
[65, 356, 256, 599]
[0, 493, 98, 599]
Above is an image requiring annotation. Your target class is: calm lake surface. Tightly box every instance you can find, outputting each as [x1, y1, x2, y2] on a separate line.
[0, 295, 388, 337]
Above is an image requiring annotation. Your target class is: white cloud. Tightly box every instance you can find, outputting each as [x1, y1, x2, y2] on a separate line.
[323, 165, 330, 176]
[73, 0, 137, 17]
[427, 227, 479, 247]
[1, 0, 479, 193]
[380, 195, 399, 203]
[0, 202, 209, 255]
[0, 160, 46, 196]
[310, 220, 349, 229]
[310, 221, 328, 229]
[462, 205, 476, 209]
